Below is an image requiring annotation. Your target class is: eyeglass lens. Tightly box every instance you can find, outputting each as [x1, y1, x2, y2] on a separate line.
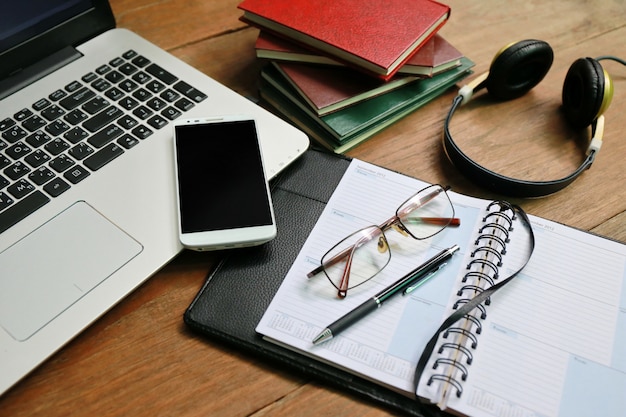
[320, 185, 455, 297]
[322, 225, 391, 297]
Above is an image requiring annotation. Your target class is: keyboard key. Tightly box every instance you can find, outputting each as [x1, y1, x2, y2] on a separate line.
[24, 150, 50, 168]
[123, 50, 139, 60]
[105, 87, 125, 101]
[119, 63, 138, 75]
[88, 124, 123, 148]
[65, 80, 83, 92]
[25, 131, 52, 148]
[119, 96, 139, 110]
[0, 118, 16, 131]
[131, 55, 150, 67]
[0, 190, 49, 233]
[64, 109, 88, 125]
[145, 80, 166, 94]
[132, 72, 151, 84]
[147, 97, 166, 111]
[161, 89, 180, 102]
[0, 175, 8, 189]
[45, 119, 70, 136]
[83, 106, 123, 132]
[41, 104, 66, 121]
[132, 125, 152, 140]
[132, 106, 153, 120]
[7, 178, 35, 199]
[6, 142, 32, 160]
[105, 70, 125, 83]
[82, 96, 110, 115]
[173, 81, 207, 102]
[64, 127, 89, 144]
[0, 140, 6, 151]
[49, 89, 67, 101]
[162, 106, 182, 120]
[49, 154, 75, 173]
[117, 134, 140, 149]
[174, 97, 195, 111]
[147, 115, 167, 130]
[92, 79, 112, 92]
[14, 108, 33, 121]
[117, 115, 138, 130]
[82, 72, 98, 83]
[69, 143, 94, 160]
[64, 165, 90, 184]
[28, 166, 55, 185]
[22, 115, 47, 132]
[44, 138, 70, 156]
[132, 88, 152, 101]
[59, 87, 96, 110]
[118, 79, 139, 93]
[0, 156, 11, 170]
[96, 64, 111, 75]
[4, 161, 30, 180]
[84, 143, 124, 171]
[109, 57, 125, 67]
[2, 125, 28, 143]
[0, 191, 11, 210]
[33, 98, 51, 111]
[43, 177, 70, 197]
[146, 64, 178, 84]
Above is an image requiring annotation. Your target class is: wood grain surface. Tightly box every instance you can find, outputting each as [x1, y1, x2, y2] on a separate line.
[2, 1, 625, 416]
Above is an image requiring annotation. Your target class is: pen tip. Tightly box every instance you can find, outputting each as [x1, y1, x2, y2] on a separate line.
[312, 328, 333, 345]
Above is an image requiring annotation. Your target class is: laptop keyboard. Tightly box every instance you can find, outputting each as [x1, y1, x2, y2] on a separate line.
[0, 50, 206, 234]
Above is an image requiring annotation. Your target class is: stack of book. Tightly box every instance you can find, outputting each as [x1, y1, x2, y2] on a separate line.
[237, 0, 474, 153]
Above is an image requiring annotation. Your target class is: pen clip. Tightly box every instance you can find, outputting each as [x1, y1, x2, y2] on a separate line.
[403, 263, 447, 295]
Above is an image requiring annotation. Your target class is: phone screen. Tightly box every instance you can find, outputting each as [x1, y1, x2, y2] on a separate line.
[174, 119, 273, 234]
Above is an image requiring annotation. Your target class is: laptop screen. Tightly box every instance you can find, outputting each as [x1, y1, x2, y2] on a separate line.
[1, 1, 93, 52]
[0, 0, 115, 80]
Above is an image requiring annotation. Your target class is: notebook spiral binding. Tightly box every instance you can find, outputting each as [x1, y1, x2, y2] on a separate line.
[426, 201, 517, 399]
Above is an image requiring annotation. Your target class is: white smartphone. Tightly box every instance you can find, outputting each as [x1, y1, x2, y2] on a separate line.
[172, 116, 276, 251]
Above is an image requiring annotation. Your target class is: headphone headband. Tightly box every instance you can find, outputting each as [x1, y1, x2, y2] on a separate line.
[443, 95, 597, 198]
[442, 40, 616, 198]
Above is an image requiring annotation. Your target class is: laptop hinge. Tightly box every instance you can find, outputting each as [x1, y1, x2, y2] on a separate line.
[0, 46, 82, 100]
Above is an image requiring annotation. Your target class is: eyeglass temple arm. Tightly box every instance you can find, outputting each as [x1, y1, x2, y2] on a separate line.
[307, 245, 353, 278]
[336, 250, 354, 298]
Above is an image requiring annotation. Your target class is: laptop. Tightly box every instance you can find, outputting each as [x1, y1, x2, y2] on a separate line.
[0, 0, 308, 395]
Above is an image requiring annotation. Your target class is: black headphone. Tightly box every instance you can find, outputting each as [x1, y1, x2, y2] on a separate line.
[443, 39, 623, 197]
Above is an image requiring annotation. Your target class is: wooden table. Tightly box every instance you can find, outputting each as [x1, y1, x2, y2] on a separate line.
[3, 1, 625, 415]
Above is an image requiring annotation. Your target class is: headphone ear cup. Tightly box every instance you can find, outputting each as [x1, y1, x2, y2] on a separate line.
[562, 57, 611, 129]
[486, 39, 554, 100]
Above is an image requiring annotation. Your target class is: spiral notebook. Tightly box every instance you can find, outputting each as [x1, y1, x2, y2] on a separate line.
[254, 157, 626, 417]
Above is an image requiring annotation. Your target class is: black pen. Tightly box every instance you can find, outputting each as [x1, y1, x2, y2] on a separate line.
[312, 245, 460, 345]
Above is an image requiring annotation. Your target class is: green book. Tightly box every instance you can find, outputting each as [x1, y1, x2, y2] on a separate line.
[260, 57, 474, 152]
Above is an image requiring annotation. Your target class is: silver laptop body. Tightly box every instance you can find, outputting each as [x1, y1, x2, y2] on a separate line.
[0, 0, 308, 395]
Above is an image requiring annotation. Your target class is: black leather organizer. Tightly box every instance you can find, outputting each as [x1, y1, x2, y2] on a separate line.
[184, 149, 447, 417]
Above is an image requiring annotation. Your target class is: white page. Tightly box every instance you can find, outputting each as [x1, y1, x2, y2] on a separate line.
[432, 215, 626, 417]
[256, 159, 492, 394]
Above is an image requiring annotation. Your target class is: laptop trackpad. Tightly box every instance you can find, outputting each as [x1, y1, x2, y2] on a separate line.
[0, 201, 143, 341]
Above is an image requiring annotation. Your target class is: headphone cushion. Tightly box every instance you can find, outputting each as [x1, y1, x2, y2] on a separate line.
[562, 58, 605, 129]
[487, 39, 554, 100]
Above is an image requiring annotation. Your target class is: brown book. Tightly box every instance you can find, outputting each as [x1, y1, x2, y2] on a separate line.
[271, 61, 419, 116]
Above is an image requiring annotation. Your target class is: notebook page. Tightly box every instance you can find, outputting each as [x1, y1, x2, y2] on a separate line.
[256, 159, 491, 394]
[440, 216, 626, 417]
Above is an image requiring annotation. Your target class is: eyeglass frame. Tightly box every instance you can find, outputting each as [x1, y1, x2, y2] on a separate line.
[307, 184, 460, 298]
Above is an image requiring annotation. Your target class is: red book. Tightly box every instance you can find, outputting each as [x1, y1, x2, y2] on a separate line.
[238, 0, 451, 80]
[256, 32, 463, 77]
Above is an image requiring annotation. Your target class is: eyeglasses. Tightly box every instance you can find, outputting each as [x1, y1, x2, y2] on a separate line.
[307, 184, 460, 298]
